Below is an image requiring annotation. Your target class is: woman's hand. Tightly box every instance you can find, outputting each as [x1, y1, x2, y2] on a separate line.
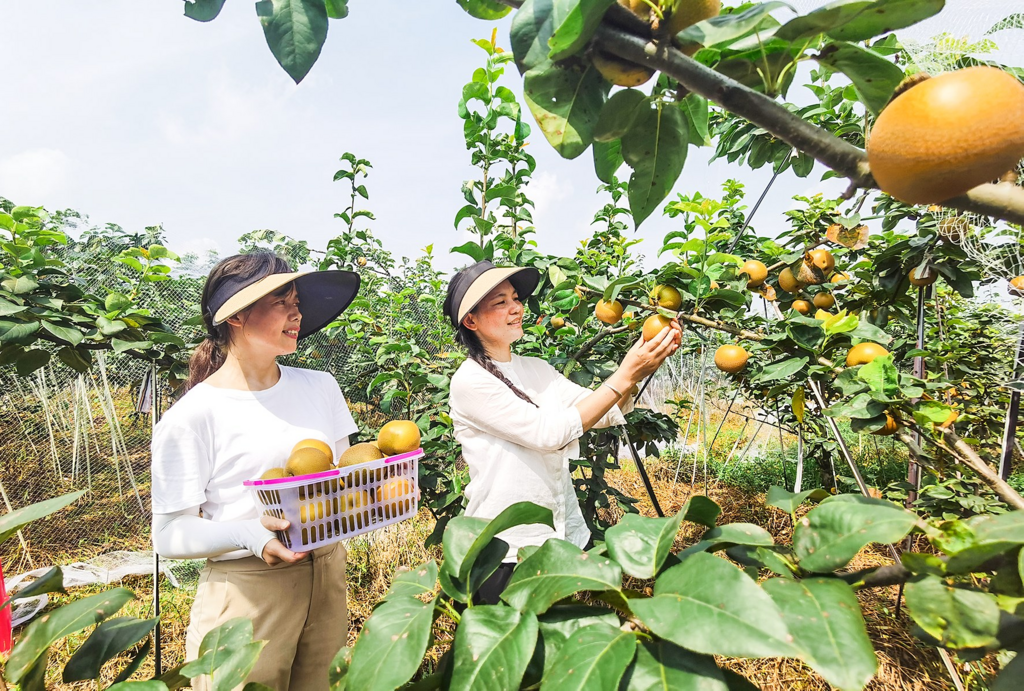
[259, 515, 309, 565]
[619, 318, 681, 382]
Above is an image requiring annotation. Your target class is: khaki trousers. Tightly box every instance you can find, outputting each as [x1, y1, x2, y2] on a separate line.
[186, 541, 348, 691]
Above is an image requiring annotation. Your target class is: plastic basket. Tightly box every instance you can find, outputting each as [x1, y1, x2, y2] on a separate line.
[243, 449, 422, 550]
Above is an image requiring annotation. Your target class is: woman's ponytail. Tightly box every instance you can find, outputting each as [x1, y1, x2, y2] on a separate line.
[456, 323, 537, 407]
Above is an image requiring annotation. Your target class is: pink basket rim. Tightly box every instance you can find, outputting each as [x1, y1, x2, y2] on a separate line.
[243, 448, 423, 488]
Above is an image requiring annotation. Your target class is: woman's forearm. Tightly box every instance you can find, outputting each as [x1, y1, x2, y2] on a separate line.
[577, 370, 635, 431]
[152, 508, 275, 560]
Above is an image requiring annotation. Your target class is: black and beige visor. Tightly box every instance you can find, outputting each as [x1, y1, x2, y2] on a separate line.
[210, 269, 360, 339]
[443, 260, 540, 330]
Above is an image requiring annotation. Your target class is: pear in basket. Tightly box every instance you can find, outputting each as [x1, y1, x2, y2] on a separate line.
[345, 489, 371, 511]
[337, 442, 384, 468]
[376, 478, 412, 502]
[291, 438, 334, 460]
[260, 467, 289, 480]
[285, 446, 332, 477]
[376, 421, 421, 456]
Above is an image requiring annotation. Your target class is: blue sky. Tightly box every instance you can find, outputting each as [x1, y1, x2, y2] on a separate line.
[2, 1, 1020, 274]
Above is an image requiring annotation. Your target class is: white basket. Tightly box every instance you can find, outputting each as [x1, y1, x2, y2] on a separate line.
[243, 449, 422, 550]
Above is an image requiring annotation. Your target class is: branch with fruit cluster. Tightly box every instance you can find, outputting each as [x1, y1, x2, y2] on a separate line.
[493, 0, 1024, 227]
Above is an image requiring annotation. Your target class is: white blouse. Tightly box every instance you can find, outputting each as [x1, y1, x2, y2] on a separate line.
[449, 354, 631, 562]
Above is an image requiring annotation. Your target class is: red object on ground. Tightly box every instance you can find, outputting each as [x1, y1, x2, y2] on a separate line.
[0, 557, 11, 653]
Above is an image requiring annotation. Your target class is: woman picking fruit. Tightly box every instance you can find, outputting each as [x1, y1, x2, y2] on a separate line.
[443, 261, 681, 604]
[150, 251, 361, 690]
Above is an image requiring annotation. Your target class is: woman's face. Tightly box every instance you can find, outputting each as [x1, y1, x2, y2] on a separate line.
[463, 280, 524, 347]
[228, 283, 302, 358]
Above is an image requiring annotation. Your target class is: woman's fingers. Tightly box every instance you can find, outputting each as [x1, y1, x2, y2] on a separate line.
[262, 538, 308, 565]
[260, 515, 290, 532]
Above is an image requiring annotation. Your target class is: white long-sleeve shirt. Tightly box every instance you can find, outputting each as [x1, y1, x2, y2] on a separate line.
[449, 354, 631, 561]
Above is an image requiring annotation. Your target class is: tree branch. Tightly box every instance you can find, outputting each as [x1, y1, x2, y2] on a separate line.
[492, 0, 1024, 225]
[571, 323, 631, 362]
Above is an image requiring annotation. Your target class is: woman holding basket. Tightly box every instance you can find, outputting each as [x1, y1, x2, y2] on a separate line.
[444, 261, 681, 605]
[150, 251, 360, 690]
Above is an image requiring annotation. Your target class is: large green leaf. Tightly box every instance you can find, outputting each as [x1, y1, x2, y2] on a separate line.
[107, 682, 169, 691]
[329, 647, 351, 691]
[548, 0, 617, 61]
[593, 89, 648, 143]
[525, 606, 621, 684]
[794, 495, 917, 573]
[766, 486, 829, 515]
[631, 553, 799, 659]
[259, 0, 329, 84]
[946, 511, 1024, 573]
[676, 2, 788, 48]
[593, 138, 623, 183]
[0, 296, 28, 317]
[347, 596, 437, 691]
[690, 523, 774, 553]
[458, 0, 513, 20]
[523, 60, 610, 159]
[763, 578, 876, 691]
[3, 566, 65, 607]
[0, 318, 39, 344]
[180, 618, 266, 691]
[502, 539, 623, 614]
[621, 639, 728, 691]
[905, 576, 1001, 649]
[15, 348, 50, 376]
[816, 41, 904, 115]
[63, 616, 158, 681]
[41, 320, 84, 346]
[605, 509, 684, 579]
[759, 357, 808, 382]
[511, 0, 556, 75]
[826, 0, 944, 41]
[450, 605, 539, 691]
[856, 354, 899, 400]
[451, 502, 554, 581]
[621, 104, 688, 226]
[6, 588, 135, 683]
[385, 560, 438, 600]
[541, 623, 636, 691]
[775, 0, 874, 42]
[682, 496, 721, 528]
[0, 490, 86, 546]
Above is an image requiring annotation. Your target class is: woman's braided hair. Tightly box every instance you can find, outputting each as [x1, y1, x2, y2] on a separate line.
[456, 323, 537, 408]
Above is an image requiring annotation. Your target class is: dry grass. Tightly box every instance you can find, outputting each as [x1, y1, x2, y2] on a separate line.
[10, 451, 998, 690]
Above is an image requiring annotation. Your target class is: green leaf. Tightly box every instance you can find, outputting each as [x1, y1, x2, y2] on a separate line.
[992, 647, 1024, 691]
[325, 0, 349, 19]
[41, 320, 84, 346]
[548, 0, 616, 61]
[0, 491, 85, 546]
[347, 596, 437, 691]
[848, 320, 891, 345]
[109, 637, 154, 685]
[502, 539, 623, 614]
[856, 354, 899, 400]
[450, 605, 539, 691]
[97, 315, 128, 336]
[794, 495, 917, 573]
[443, 502, 554, 586]
[816, 41, 904, 115]
[329, 647, 351, 690]
[911, 400, 954, 427]
[523, 60, 610, 159]
[775, 0, 875, 41]
[5, 275, 39, 294]
[677, 2, 787, 47]
[682, 495, 721, 528]
[697, 523, 774, 551]
[450, 241, 488, 263]
[180, 618, 257, 678]
[593, 89, 648, 143]
[680, 93, 710, 145]
[105, 292, 133, 313]
[905, 576, 1001, 649]
[593, 139, 624, 183]
[6, 588, 135, 683]
[385, 560, 438, 600]
[631, 553, 799, 659]
[16, 348, 50, 376]
[622, 104, 688, 226]
[4, 567, 66, 606]
[766, 486, 829, 515]
[57, 346, 92, 373]
[107, 681, 168, 691]
[525, 606, 620, 684]
[763, 578, 876, 690]
[759, 357, 807, 382]
[0, 318, 40, 344]
[945, 511, 1024, 573]
[183, 0, 226, 21]
[0, 297, 27, 317]
[458, 0, 513, 20]
[541, 623, 636, 691]
[605, 509, 685, 579]
[826, 0, 944, 41]
[63, 616, 158, 681]
[259, 0, 329, 84]
[621, 639, 728, 691]
[511, 0, 556, 75]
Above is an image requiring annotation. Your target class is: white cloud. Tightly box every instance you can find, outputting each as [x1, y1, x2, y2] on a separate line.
[527, 171, 574, 217]
[0, 148, 73, 202]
